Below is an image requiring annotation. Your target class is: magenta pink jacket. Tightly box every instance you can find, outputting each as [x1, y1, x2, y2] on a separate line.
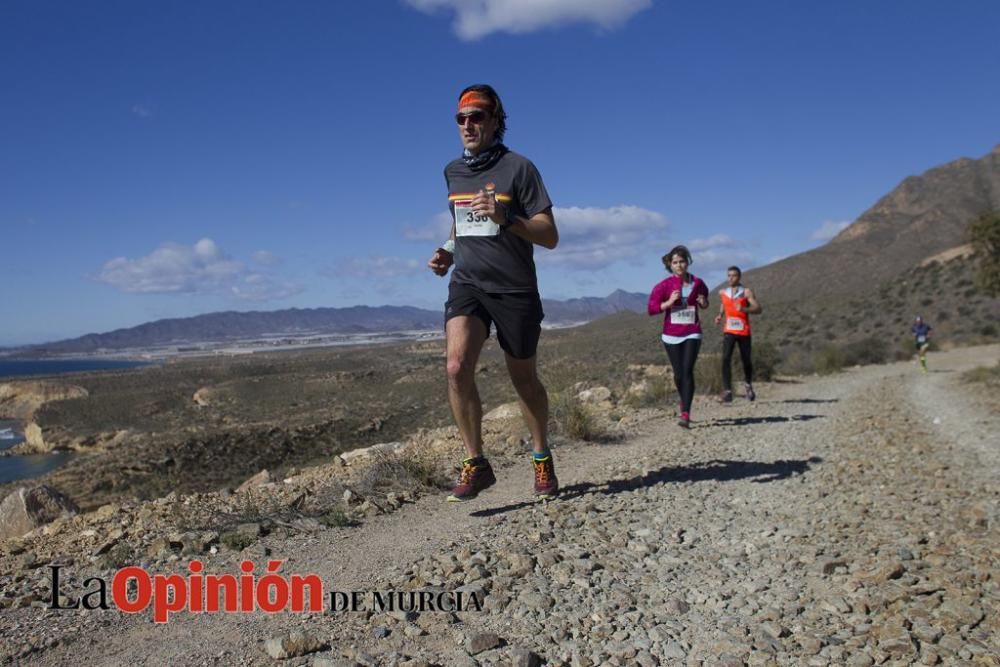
[647, 274, 709, 338]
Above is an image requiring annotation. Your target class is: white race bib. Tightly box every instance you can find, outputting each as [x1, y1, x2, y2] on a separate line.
[917, 335, 927, 344]
[727, 317, 745, 331]
[454, 200, 499, 237]
[672, 306, 696, 325]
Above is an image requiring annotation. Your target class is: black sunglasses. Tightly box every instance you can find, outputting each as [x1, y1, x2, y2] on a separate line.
[455, 110, 488, 126]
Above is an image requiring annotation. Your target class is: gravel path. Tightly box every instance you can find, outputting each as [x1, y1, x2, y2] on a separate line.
[5, 345, 998, 666]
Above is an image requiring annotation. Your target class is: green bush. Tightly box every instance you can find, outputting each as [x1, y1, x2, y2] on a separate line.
[980, 323, 998, 337]
[220, 531, 256, 551]
[319, 508, 358, 528]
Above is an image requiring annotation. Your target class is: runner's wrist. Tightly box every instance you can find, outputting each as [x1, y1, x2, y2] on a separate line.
[497, 202, 513, 229]
[440, 239, 455, 254]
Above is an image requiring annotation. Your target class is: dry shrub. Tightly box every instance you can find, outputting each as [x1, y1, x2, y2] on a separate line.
[694, 354, 725, 396]
[622, 374, 672, 409]
[961, 362, 1000, 386]
[814, 345, 845, 375]
[356, 447, 449, 495]
[551, 392, 601, 441]
[841, 336, 890, 366]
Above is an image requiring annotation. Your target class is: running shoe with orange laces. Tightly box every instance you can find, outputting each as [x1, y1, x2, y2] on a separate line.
[532, 453, 559, 499]
[447, 457, 496, 502]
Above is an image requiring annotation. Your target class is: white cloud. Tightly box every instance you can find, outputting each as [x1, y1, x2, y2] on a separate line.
[97, 239, 301, 302]
[253, 250, 279, 266]
[230, 274, 303, 302]
[130, 104, 153, 118]
[811, 219, 851, 241]
[691, 248, 757, 273]
[402, 203, 668, 270]
[688, 234, 737, 252]
[681, 234, 758, 272]
[405, 0, 652, 40]
[332, 256, 424, 279]
[541, 204, 669, 269]
[403, 211, 453, 242]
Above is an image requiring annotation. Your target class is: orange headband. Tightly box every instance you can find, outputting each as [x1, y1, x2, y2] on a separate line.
[458, 91, 493, 112]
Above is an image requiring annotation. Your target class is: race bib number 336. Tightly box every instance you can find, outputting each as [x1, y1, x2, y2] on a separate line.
[454, 200, 499, 237]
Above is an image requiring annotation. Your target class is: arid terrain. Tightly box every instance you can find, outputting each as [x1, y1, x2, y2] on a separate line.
[0, 342, 997, 666]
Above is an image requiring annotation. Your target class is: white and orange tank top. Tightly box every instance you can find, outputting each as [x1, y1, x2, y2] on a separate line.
[720, 286, 751, 336]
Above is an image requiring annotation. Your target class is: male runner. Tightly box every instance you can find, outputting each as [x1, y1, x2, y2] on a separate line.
[427, 84, 559, 501]
[714, 266, 762, 402]
[912, 316, 932, 372]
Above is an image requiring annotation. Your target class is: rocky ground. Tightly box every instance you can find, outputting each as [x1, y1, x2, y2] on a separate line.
[0, 345, 997, 666]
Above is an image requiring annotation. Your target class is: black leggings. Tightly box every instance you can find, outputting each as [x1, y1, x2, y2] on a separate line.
[663, 338, 701, 414]
[722, 334, 753, 391]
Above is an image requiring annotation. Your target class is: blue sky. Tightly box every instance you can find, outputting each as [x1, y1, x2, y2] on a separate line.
[2, 0, 999, 346]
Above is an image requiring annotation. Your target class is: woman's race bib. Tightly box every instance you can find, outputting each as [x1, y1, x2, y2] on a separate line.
[672, 306, 697, 325]
[454, 200, 499, 237]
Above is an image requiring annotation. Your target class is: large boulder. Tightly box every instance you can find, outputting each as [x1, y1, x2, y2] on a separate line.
[192, 387, 214, 407]
[483, 401, 521, 421]
[236, 469, 272, 492]
[0, 485, 79, 540]
[339, 441, 405, 465]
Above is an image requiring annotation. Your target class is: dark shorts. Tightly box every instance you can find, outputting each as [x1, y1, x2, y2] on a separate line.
[445, 282, 544, 359]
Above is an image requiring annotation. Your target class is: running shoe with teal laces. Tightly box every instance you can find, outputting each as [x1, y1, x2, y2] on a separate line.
[533, 454, 558, 499]
[447, 457, 496, 502]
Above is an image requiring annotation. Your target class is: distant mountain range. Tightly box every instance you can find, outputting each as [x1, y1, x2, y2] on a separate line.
[19, 290, 648, 354]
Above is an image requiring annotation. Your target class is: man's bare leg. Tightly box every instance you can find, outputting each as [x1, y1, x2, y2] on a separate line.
[504, 352, 548, 454]
[446, 315, 488, 458]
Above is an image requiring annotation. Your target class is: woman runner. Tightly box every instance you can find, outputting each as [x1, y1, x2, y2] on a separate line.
[648, 245, 710, 428]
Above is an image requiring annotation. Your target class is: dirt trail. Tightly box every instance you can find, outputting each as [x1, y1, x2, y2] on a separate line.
[7, 345, 999, 666]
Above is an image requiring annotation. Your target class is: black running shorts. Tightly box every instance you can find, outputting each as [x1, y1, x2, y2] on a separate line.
[445, 282, 544, 359]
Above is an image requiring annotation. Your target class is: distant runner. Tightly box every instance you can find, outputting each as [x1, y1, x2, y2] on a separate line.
[912, 316, 932, 372]
[427, 84, 560, 501]
[648, 245, 710, 428]
[714, 266, 762, 402]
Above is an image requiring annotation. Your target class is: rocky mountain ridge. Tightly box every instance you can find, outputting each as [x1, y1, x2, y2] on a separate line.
[741, 144, 1000, 304]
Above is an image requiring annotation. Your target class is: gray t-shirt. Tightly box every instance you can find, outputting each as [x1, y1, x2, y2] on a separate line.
[445, 149, 552, 293]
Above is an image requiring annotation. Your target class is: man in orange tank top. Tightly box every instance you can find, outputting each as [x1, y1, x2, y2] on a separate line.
[714, 266, 762, 402]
